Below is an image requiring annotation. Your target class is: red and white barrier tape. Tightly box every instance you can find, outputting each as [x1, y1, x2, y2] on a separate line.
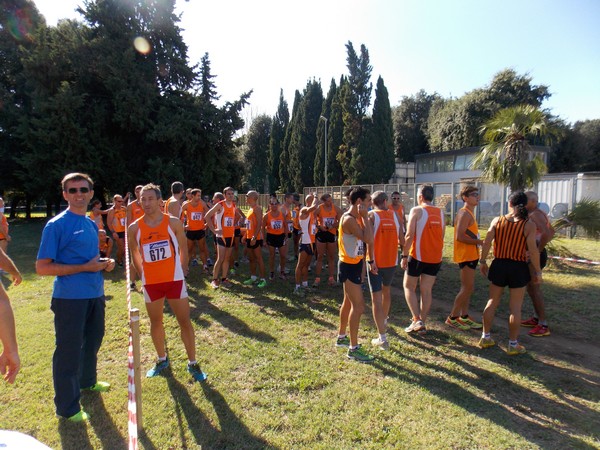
[124, 220, 138, 450]
[549, 255, 600, 265]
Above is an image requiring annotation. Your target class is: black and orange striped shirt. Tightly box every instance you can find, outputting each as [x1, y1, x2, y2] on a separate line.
[493, 215, 528, 262]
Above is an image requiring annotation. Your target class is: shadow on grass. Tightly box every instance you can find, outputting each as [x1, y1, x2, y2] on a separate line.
[81, 392, 127, 448]
[163, 376, 274, 449]
[57, 418, 93, 450]
[373, 331, 599, 449]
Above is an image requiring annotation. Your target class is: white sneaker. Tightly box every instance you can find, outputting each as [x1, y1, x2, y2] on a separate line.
[210, 280, 219, 289]
[371, 337, 390, 350]
[405, 320, 424, 333]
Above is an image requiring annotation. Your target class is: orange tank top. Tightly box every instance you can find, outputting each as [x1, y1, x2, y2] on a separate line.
[338, 213, 364, 264]
[409, 205, 444, 264]
[135, 214, 184, 284]
[372, 209, 400, 268]
[216, 201, 236, 238]
[89, 210, 104, 230]
[317, 205, 338, 235]
[265, 210, 285, 235]
[0, 214, 8, 239]
[184, 202, 206, 231]
[112, 208, 127, 233]
[493, 215, 528, 262]
[245, 207, 262, 240]
[453, 207, 480, 263]
[130, 202, 144, 222]
[292, 206, 301, 230]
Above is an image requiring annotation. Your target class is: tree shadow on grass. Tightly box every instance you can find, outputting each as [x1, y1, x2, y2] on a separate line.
[164, 376, 274, 450]
[81, 392, 127, 449]
[376, 334, 599, 449]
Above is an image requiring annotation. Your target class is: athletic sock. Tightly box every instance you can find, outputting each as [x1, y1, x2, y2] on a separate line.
[482, 333, 491, 339]
[251, 275, 257, 281]
[508, 340, 518, 347]
[295, 284, 301, 289]
[451, 316, 459, 320]
[158, 355, 167, 362]
[379, 333, 387, 342]
[460, 315, 469, 319]
[188, 360, 197, 366]
[338, 334, 347, 339]
[539, 321, 548, 326]
[302, 281, 308, 287]
[349, 345, 359, 351]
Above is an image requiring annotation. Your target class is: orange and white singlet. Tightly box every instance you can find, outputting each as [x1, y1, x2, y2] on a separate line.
[409, 205, 444, 264]
[245, 207, 262, 240]
[292, 205, 301, 231]
[299, 212, 317, 245]
[372, 209, 400, 268]
[89, 210, 104, 230]
[164, 197, 182, 218]
[135, 214, 184, 285]
[338, 213, 364, 264]
[112, 208, 127, 233]
[453, 207, 479, 263]
[130, 201, 144, 222]
[183, 202, 206, 231]
[215, 200, 236, 238]
[265, 210, 285, 235]
[317, 205, 338, 234]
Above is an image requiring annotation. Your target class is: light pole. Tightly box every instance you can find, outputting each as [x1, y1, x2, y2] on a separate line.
[320, 115, 328, 188]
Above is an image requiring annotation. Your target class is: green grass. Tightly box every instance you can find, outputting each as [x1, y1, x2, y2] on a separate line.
[1, 219, 599, 449]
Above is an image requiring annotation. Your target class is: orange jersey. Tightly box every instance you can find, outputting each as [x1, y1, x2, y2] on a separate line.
[215, 201, 236, 238]
[372, 209, 400, 268]
[99, 238, 110, 255]
[183, 202, 206, 231]
[265, 210, 285, 235]
[317, 205, 338, 235]
[338, 213, 364, 264]
[89, 210, 104, 230]
[0, 214, 8, 239]
[453, 207, 479, 263]
[135, 214, 184, 285]
[409, 205, 444, 264]
[130, 202, 144, 222]
[245, 207, 262, 240]
[493, 216, 528, 262]
[112, 208, 127, 233]
[292, 205, 301, 230]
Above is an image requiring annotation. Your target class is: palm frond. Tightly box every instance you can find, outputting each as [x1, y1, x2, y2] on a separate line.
[552, 198, 600, 240]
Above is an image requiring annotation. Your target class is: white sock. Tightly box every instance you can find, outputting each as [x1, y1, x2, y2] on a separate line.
[302, 281, 308, 287]
[158, 355, 167, 362]
[251, 275, 257, 281]
[188, 360, 197, 366]
[379, 333, 387, 342]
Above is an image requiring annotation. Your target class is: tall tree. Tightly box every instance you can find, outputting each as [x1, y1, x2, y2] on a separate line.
[314, 78, 336, 186]
[472, 105, 559, 192]
[368, 76, 395, 183]
[279, 90, 302, 193]
[243, 114, 272, 192]
[393, 90, 440, 161]
[326, 76, 346, 186]
[268, 90, 289, 191]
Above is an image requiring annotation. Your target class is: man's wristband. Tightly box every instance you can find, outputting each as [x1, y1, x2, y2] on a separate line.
[402, 255, 408, 259]
[479, 259, 487, 264]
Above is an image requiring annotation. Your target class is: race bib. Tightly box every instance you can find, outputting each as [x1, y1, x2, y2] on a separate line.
[191, 212, 203, 221]
[288, 222, 293, 232]
[271, 220, 283, 230]
[292, 210, 297, 219]
[246, 219, 252, 230]
[120, 218, 125, 226]
[143, 240, 172, 263]
[355, 239, 364, 256]
[324, 217, 335, 228]
[224, 217, 234, 227]
[311, 224, 317, 235]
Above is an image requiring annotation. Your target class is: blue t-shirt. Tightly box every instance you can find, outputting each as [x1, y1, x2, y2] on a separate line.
[37, 210, 104, 299]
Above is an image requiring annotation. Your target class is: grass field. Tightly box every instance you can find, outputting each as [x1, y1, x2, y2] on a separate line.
[1, 218, 599, 449]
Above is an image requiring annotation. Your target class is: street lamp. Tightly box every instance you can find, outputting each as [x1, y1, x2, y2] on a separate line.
[319, 115, 328, 188]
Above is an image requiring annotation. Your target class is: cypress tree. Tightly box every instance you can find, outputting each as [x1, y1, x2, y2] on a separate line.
[314, 78, 336, 186]
[280, 90, 302, 193]
[268, 89, 289, 191]
[369, 76, 395, 183]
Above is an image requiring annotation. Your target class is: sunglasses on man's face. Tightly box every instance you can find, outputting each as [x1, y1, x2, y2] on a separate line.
[67, 187, 90, 194]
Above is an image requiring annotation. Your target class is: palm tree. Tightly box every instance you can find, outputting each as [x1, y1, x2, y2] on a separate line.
[471, 105, 559, 192]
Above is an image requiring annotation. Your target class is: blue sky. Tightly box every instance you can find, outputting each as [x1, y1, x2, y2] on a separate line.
[34, 0, 600, 125]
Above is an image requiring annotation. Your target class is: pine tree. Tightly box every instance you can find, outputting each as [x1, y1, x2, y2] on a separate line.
[268, 90, 289, 191]
[314, 78, 336, 186]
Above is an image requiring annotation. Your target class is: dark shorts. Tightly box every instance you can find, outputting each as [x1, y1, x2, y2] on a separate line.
[406, 256, 442, 277]
[316, 231, 336, 244]
[488, 258, 531, 289]
[234, 228, 241, 238]
[217, 237, 234, 248]
[367, 266, 397, 293]
[293, 228, 301, 236]
[338, 260, 363, 285]
[266, 233, 286, 248]
[143, 280, 187, 303]
[116, 231, 125, 239]
[458, 259, 478, 270]
[299, 243, 315, 256]
[246, 239, 263, 249]
[540, 248, 548, 270]
[185, 229, 206, 241]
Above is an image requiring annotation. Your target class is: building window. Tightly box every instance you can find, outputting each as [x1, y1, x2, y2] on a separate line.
[418, 158, 434, 173]
[435, 156, 453, 172]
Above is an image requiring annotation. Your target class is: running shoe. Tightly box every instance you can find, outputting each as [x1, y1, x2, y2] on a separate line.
[187, 363, 207, 382]
[312, 277, 321, 287]
[243, 278, 256, 286]
[221, 278, 232, 288]
[293, 287, 305, 297]
[405, 320, 425, 333]
[66, 410, 90, 422]
[417, 325, 427, 335]
[229, 268, 236, 276]
[279, 272, 287, 280]
[347, 345, 374, 363]
[146, 358, 169, 377]
[445, 316, 470, 331]
[130, 282, 137, 291]
[371, 337, 390, 350]
[507, 343, 527, 355]
[327, 276, 336, 286]
[521, 316, 539, 327]
[528, 324, 551, 337]
[269, 272, 275, 281]
[191, 258, 198, 267]
[82, 381, 111, 392]
[460, 316, 483, 329]
[335, 336, 350, 347]
[257, 279, 267, 288]
[210, 280, 219, 289]
[478, 337, 496, 349]
[206, 258, 214, 267]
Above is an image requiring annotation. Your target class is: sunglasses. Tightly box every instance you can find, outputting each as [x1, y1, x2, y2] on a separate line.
[66, 187, 90, 194]
[391, 197, 400, 200]
[468, 192, 480, 197]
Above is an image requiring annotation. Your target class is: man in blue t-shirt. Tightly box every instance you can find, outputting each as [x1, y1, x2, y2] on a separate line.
[36, 173, 115, 422]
